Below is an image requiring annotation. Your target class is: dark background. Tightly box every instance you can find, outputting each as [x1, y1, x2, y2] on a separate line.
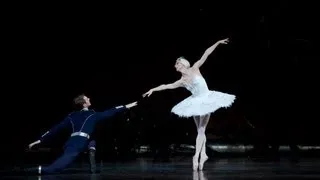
[1, 1, 319, 163]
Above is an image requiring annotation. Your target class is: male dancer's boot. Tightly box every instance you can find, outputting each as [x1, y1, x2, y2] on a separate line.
[89, 148, 97, 173]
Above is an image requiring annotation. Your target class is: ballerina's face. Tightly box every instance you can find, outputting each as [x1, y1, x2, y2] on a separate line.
[175, 58, 190, 72]
[175, 60, 183, 72]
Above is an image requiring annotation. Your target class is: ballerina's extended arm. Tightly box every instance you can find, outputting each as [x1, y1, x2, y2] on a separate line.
[143, 79, 183, 97]
[192, 38, 229, 69]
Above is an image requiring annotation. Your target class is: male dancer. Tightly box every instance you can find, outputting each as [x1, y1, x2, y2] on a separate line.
[25, 94, 137, 175]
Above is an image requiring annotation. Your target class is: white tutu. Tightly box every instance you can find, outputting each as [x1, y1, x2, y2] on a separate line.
[171, 75, 236, 118]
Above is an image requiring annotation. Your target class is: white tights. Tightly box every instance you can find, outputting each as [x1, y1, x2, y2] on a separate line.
[193, 114, 210, 170]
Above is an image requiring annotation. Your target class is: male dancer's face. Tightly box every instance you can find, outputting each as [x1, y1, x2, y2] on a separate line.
[82, 96, 91, 108]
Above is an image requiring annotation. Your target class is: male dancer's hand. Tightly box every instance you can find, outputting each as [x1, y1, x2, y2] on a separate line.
[125, 101, 138, 109]
[28, 140, 41, 149]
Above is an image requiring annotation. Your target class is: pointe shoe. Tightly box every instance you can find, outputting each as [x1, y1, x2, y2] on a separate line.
[193, 156, 199, 171]
[199, 155, 208, 171]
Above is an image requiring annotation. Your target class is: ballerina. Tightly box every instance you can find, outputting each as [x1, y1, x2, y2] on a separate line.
[143, 38, 235, 171]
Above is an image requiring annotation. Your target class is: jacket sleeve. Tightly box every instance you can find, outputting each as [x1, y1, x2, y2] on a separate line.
[39, 116, 72, 142]
[95, 105, 127, 121]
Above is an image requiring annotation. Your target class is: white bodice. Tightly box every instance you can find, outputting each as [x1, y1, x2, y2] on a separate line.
[183, 75, 209, 96]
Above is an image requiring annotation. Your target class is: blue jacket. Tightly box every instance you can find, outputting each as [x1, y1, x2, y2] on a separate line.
[39, 105, 127, 152]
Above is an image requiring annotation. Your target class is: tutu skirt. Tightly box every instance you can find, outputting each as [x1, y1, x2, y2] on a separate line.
[171, 90, 236, 118]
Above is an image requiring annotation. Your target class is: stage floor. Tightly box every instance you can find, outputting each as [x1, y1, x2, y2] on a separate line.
[2, 157, 320, 179]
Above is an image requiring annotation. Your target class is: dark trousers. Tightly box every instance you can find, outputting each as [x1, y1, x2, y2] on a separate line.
[38, 140, 96, 174]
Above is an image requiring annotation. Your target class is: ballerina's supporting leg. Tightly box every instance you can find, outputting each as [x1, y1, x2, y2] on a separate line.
[193, 116, 201, 170]
[193, 114, 210, 170]
[198, 114, 210, 170]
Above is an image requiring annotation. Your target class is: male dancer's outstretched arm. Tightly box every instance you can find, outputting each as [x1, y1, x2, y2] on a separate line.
[28, 116, 72, 149]
[95, 101, 137, 120]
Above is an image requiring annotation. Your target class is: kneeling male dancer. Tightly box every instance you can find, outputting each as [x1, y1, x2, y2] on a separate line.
[25, 94, 137, 175]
